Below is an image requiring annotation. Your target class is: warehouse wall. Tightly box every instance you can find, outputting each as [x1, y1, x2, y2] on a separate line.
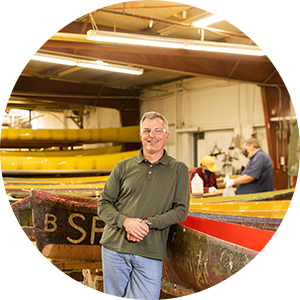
[140, 77, 269, 175]
[28, 77, 279, 176]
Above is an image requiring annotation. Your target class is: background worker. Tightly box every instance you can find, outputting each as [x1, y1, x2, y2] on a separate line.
[189, 155, 218, 193]
[226, 138, 274, 195]
[97, 111, 190, 300]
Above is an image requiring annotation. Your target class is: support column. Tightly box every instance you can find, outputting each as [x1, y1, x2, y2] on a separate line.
[261, 86, 291, 190]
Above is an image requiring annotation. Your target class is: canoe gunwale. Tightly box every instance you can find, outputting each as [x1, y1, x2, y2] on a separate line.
[188, 211, 282, 231]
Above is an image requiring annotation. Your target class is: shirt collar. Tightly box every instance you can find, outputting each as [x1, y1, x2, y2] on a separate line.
[250, 149, 261, 160]
[137, 149, 169, 165]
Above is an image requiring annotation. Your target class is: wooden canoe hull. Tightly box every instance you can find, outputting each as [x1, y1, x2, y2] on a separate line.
[163, 217, 300, 300]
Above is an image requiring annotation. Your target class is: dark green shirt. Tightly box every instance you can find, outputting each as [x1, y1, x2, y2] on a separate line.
[97, 149, 190, 260]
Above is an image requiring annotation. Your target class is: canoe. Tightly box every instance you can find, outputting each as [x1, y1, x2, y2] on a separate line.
[4, 174, 294, 203]
[190, 188, 294, 203]
[4, 175, 109, 198]
[1, 150, 139, 175]
[190, 200, 291, 218]
[0, 176, 108, 243]
[11, 189, 277, 296]
[12, 190, 103, 262]
[163, 216, 300, 300]
[0, 126, 140, 148]
[0, 145, 122, 157]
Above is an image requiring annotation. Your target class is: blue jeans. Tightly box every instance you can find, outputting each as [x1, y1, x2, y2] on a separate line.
[101, 246, 163, 299]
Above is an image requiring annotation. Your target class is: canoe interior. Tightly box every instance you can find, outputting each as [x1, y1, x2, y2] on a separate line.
[190, 188, 294, 203]
[189, 199, 291, 219]
[181, 215, 274, 252]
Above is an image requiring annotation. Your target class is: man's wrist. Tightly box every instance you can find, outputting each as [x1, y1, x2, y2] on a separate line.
[145, 219, 152, 228]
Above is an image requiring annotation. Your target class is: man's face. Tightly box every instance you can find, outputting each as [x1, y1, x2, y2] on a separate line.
[242, 143, 254, 158]
[139, 117, 169, 156]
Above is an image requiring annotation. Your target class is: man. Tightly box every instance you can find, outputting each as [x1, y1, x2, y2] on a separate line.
[189, 155, 218, 193]
[226, 138, 274, 195]
[97, 111, 190, 299]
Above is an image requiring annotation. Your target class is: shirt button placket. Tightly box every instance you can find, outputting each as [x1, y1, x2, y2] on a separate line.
[147, 164, 153, 179]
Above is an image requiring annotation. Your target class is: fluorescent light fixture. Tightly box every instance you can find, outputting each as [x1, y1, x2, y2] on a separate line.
[193, 0, 272, 28]
[291, 77, 300, 85]
[0, 95, 10, 100]
[77, 61, 143, 75]
[87, 30, 183, 49]
[32, 53, 143, 75]
[86, 30, 264, 56]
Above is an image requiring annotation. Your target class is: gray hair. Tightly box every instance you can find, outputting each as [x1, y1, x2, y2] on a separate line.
[140, 111, 169, 132]
[243, 138, 261, 148]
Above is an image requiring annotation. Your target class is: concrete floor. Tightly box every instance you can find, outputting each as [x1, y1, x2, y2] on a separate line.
[0, 249, 179, 300]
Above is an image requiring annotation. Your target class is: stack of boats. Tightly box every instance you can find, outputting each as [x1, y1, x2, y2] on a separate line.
[0, 126, 140, 248]
[11, 189, 300, 300]
[1, 126, 140, 175]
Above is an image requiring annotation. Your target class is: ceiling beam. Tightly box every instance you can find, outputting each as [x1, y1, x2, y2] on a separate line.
[41, 41, 282, 85]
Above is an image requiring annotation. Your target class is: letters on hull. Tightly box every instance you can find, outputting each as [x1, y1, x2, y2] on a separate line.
[12, 190, 104, 262]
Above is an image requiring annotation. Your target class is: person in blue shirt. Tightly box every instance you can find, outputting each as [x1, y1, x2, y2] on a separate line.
[226, 138, 274, 195]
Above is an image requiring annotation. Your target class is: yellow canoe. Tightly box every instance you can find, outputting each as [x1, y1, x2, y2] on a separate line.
[0, 126, 140, 148]
[1, 150, 139, 175]
[189, 200, 291, 219]
[0, 145, 122, 157]
[4, 175, 109, 199]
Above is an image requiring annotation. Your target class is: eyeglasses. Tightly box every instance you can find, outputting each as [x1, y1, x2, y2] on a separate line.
[141, 127, 167, 134]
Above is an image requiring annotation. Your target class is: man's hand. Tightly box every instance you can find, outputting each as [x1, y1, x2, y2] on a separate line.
[123, 218, 149, 242]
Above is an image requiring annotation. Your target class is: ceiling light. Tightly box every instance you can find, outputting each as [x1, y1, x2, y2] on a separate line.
[193, 0, 272, 28]
[32, 53, 143, 75]
[87, 30, 183, 49]
[0, 95, 10, 100]
[86, 30, 264, 56]
[291, 77, 300, 85]
[77, 60, 144, 75]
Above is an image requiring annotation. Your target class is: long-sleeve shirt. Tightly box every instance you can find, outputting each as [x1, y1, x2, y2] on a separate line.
[189, 167, 218, 193]
[97, 149, 190, 261]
